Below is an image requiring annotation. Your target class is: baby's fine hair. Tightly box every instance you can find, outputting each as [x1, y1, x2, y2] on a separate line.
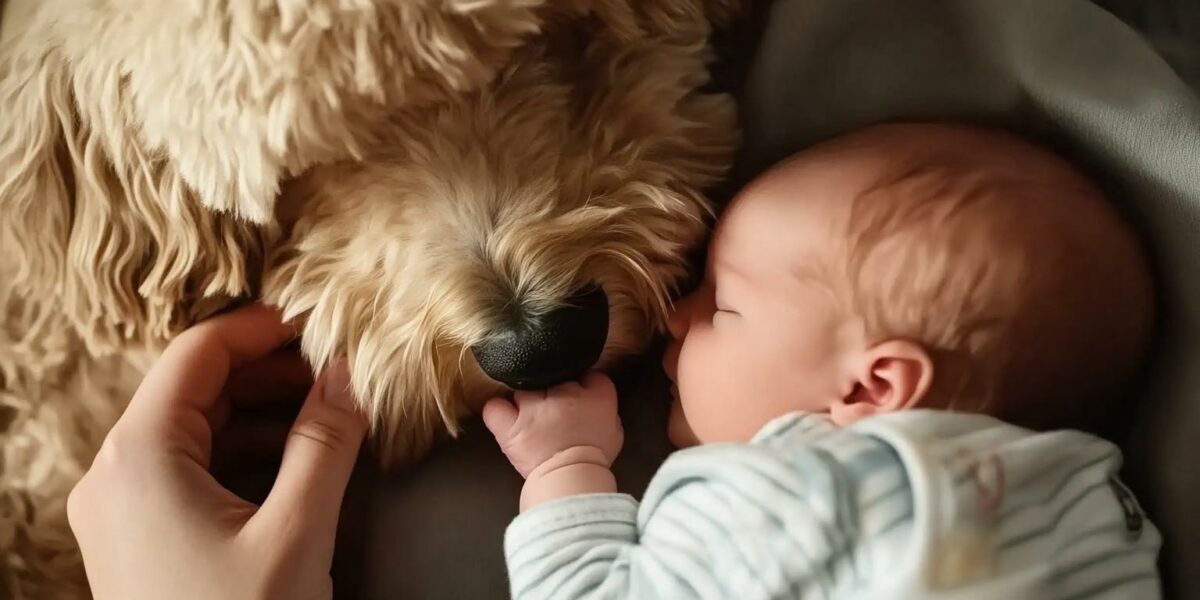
[815, 123, 1154, 431]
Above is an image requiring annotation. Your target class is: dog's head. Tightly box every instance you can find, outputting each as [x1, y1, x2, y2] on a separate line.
[267, 38, 737, 462]
[0, 0, 549, 358]
[1, 0, 738, 465]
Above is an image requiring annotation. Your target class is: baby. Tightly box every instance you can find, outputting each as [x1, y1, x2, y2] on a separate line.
[483, 122, 1162, 599]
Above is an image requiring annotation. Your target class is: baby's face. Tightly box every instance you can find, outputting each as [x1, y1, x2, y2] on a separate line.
[662, 164, 859, 446]
[662, 123, 1152, 444]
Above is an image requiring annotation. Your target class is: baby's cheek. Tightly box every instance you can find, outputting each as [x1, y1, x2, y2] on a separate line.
[667, 397, 699, 448]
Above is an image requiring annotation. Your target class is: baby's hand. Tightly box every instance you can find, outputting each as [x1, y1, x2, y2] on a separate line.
[483, 372, 623, 478]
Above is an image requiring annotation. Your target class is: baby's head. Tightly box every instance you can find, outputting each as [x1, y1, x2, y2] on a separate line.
[663, 122, 1154, 446]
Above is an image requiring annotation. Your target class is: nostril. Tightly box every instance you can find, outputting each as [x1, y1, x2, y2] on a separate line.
[472, 286, 609, 390]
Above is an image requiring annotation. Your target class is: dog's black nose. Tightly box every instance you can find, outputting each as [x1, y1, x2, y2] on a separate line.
[472, 286, 609, 390]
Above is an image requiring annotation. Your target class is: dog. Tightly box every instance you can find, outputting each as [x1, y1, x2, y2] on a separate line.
[0, 0, 739, 596]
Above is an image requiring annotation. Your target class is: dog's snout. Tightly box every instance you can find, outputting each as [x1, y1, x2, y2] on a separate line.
[472, 286, 609, 390]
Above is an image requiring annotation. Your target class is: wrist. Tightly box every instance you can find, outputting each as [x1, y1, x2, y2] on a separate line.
[529, 445, 612, 478]
[520, 446, 617, 511]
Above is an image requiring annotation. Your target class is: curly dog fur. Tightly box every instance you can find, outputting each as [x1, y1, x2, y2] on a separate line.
[0, 0, 739, 596]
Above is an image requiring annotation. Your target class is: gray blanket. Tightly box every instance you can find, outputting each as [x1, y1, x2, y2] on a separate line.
[742, 0, 1199, 596]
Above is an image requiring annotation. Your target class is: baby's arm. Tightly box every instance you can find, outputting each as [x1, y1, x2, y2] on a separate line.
[486, 389, 861, 599]
[503, 441, 863, 599]
[482, 372, 623, 511]
[517, 445, 617, 509]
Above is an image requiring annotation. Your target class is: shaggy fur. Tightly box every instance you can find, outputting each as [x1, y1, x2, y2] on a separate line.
[0, 0, 739, 596]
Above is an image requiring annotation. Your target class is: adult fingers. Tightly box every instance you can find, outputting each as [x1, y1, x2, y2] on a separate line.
[211, 419, 293, 475]
[200, 350, 313, 435]
[123, 304, 296, 435]
[224, 350, 314, 412]
[253, 362, 366, 544]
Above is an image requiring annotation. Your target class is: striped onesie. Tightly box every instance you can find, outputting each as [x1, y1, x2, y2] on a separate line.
[504, 410, 1161, 599]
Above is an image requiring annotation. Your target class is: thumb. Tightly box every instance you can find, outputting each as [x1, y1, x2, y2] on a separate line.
[482, 397, 519, 444]
[254, 362, 366, 543]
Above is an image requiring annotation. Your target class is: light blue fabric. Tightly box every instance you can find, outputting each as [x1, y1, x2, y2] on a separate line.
[735, 1, 1200, 595]
[506, 413, 913, 599]
[504, 411, 1159, 599]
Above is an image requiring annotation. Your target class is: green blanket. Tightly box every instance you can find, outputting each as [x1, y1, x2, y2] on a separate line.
[740, 0, 1200, 596]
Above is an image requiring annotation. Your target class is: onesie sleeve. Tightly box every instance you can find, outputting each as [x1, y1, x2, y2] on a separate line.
[503, 416, 895, 600]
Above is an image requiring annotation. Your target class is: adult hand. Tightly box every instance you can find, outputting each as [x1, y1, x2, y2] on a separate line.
[67, 304, 367, 600]
[483, 372, 623, 479]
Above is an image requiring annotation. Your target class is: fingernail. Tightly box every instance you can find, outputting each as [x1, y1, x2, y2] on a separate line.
[322, 361, 353, 408]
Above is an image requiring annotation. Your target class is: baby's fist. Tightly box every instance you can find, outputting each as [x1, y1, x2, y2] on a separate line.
[483, 372, 623, 478]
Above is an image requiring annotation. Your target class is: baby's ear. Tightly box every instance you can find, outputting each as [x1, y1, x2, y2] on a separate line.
[830, 340, 933, 426]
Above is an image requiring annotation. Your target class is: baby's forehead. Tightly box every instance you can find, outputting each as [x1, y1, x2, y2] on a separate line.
[733, 124, 1093, 225]
[715, 146, 891, 249]
[714, 123, 1099, 283]
[709, 182, 845, 290]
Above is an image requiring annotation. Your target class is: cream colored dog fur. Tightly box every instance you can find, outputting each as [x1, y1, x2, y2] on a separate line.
[0, 0, 739, 597]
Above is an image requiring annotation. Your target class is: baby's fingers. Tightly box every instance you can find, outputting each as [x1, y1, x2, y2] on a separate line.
[482, 397, 519, 443]
[512, 389, 550, 407]
[580, 372, 615, 397]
